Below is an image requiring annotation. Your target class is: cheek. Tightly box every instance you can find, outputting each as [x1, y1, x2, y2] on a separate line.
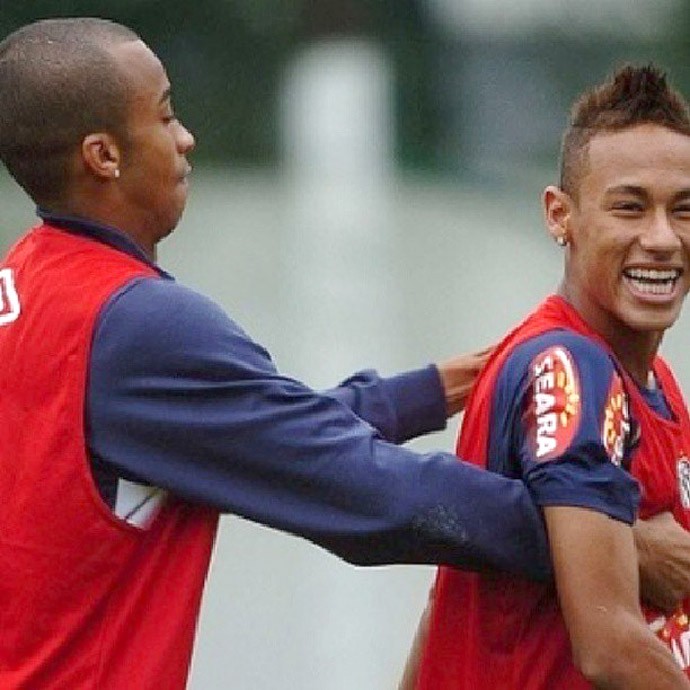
[572, 244, 619, 292]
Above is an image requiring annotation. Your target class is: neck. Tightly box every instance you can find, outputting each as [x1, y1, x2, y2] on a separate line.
[47, 197, 157, 261]
[557, 282, 661, 388]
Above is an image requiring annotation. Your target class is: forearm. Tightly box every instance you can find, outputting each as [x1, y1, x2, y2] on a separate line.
[324, 365, 446, 444]
[634, 513, 690, 612]
[95, 413, 550, 574]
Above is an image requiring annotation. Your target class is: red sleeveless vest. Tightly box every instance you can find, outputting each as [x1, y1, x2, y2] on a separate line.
[417, 295, 690, 688]
[0, 225, 218, 689]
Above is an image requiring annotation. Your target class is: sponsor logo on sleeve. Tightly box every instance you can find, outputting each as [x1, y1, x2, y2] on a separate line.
[601, 372, 630, 466]
[677, 457, 690, 509]
[0, 268, 20, 326]
[526, 346, 582, 461]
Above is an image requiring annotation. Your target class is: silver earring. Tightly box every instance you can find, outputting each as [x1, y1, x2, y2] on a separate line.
[556, 235, 568, 247]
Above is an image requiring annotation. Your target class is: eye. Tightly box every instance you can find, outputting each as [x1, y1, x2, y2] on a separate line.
[611, 200, 644, 214]
[673, 203, 690, 218]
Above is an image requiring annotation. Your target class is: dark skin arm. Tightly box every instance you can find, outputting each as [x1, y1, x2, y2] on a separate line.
[436, 346, 493, 417]
[546, 506, 689, 689]
[634, 512, 690, 613]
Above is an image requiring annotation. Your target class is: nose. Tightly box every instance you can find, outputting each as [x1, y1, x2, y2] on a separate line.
[176, 120, 196, 154]
[639, 208, 682, 256]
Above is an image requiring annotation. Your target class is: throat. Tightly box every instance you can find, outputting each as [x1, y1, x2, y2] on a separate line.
[556, 283, 660, 387]
[602, 331, 659, 388]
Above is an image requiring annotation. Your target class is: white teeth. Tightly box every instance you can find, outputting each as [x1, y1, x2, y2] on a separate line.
[625, 268, 680, 281]
[628, 279, 675, 295]
[624, 267, 681, 296]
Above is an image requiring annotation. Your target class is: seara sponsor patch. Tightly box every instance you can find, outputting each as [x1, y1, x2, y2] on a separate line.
[601, 372, 630, 466]
[526, 345, 582, 461]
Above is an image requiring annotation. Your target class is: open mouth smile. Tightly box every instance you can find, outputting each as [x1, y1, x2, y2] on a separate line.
[622, 267, 682, 296]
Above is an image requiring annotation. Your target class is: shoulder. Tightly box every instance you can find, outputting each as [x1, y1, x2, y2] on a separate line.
[101, 276, 233, 329]
[498, 329, 615, 391]
[492, 329, 621, 455]
[93, 276, 272, 371]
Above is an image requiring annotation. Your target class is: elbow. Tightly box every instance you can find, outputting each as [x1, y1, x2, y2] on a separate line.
[571, 624, 669, 688]
[574, 646, 622, 687]
[574, 641, 641, 688]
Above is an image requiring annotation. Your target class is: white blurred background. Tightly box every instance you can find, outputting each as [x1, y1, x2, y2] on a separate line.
[2, 1, 690, 687]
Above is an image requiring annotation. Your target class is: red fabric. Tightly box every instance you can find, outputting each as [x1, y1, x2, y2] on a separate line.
[416, 294, 690, 688]
[0, 225, 218, 689]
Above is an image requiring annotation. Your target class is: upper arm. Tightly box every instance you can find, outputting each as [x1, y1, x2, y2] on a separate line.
[545, 505, 641, 666]
[491, 331, 640, 524]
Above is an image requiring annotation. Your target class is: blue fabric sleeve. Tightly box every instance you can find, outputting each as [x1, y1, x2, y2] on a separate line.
[489, 330, 640, 525]
[87, 277, 551, 577]
[324, 365, 447, 444]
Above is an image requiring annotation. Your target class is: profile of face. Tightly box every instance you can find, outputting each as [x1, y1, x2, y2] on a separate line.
[108, 40, 195, 243]
[545, 123, 690, 342]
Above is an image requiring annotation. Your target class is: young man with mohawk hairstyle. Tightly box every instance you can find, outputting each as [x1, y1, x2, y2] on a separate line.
[405, 65, 690, 689]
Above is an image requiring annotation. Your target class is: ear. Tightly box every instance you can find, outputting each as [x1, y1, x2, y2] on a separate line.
[542, 185, 574, 245]
[81, 133, 121, 181]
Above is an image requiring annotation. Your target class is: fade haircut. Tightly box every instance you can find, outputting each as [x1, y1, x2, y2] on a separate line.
[0, 18, 139, 206]
[559, 64, 690, 198]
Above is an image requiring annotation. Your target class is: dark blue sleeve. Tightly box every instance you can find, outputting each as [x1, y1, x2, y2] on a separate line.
[323, 366, 447, 444]
[87, 277, 551, 577]
[489, 331, 640, 524]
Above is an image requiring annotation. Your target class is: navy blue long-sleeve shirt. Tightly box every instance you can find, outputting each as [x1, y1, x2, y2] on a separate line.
[40, 209, 551, 578]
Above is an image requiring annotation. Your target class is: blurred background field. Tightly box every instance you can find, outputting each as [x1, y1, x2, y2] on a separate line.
[2, 2, 690, 688]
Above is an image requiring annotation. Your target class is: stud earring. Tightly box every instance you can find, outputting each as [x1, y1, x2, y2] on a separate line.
[555, 235, 568, 247]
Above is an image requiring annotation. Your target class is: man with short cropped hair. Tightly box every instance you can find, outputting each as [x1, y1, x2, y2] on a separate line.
[0, 17, 555, 690]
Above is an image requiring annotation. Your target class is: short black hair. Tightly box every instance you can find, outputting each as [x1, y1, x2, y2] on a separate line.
[560, 64, 690, 197]
[0, 18, 139, 205]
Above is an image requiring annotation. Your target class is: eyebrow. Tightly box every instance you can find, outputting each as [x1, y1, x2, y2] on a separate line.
[672, 189, 690, 203]
[159, 87, 171, 105]
[604, 185, 647, 198]
[604, 185, 690, 203]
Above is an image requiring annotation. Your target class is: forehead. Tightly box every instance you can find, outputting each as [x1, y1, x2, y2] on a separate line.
[583, 124, 690, 194]
[107, 39, 170, 105]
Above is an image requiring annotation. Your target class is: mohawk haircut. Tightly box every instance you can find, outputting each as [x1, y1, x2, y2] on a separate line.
[559, 64, 690, 197]
[0, 18, 139, 206]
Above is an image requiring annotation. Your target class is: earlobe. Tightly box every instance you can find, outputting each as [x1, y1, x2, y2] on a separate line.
[543, 185, 573, 246]
[81, 133, 121, 181]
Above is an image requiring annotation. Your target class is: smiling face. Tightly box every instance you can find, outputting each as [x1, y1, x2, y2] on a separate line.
[109, 40, 195, 247]
[545, 123, 690, 355]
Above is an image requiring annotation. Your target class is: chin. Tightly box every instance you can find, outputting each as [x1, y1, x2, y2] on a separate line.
[621, 307, 682, 334]
[158, 224, 177, 241]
